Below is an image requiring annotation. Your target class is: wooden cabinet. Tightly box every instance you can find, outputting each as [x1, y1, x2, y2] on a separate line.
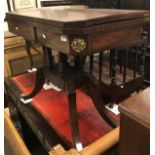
[119, 88, 150, 155]
[4, 31, 43, 77]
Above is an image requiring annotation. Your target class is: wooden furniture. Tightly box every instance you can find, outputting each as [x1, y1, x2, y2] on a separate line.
[5, 6, 149, 151]
[119, 0, 150, 84]
[4, 31, 43, 77]
[119, 88, 150, 155]
[4, 111, 31, 155]
[4, 72, 119, 152]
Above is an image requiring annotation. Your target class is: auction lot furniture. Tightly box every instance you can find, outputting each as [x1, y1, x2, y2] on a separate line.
[5, 5, 149, 152]
[119, 88, 150, 155]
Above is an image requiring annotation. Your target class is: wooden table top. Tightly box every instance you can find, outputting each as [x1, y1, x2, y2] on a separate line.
[6, 5, 149, 27]
[119, 88, 150, 129]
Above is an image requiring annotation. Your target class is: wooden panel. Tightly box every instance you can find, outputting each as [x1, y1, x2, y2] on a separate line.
[4, 36, 25, 50]
[119, 88, 150, 155]
[120, 0, 150, 10]
[119, 88, 150, 128]
[4, 111, 31, 155]
[119, 115, 149, 155]
[5, 46, 43, 76]
[4, 33, 43, 77]
[4, 60, 9, 77]
[91, 25, 141, 51]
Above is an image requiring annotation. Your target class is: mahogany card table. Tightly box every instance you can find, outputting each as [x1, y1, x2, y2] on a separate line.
[6, 5, 149, 151]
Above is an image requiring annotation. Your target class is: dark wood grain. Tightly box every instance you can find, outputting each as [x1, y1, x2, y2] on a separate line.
[119, 88, 150, 128]
[7, 20, 35, 41]
[6, 7, 149, 27]
[119, 88, 150, 155]
[6, 6, 149, 55]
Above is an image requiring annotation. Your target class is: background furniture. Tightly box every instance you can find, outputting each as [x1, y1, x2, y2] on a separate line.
[40, 0, 71, 7]
[4, 111, 31, 155]
[119, 88, 150, 155]
[4, 31, 43, 77]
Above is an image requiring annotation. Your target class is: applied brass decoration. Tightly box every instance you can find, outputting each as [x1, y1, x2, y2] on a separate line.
[71, 38, 86, 53]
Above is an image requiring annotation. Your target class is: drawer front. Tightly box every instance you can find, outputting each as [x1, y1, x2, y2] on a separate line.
[8, 20, 35, 41]
[36, 29, 69, 54]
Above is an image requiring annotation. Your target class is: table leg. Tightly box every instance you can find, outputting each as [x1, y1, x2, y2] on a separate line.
[89, 55, 94, 75]
[25, 40, 34, 70]
[20, 67, 45, 100]
[85, 75, 118, 128]
[42, 46, 53, 69]
[65, 80, 83, 151]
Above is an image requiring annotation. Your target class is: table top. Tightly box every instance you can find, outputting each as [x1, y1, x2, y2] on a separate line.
[6, 5, 149, 27]
[119, 88, 150, 129]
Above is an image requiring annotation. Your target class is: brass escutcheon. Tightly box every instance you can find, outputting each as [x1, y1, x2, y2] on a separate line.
[71, 38, 86, 53]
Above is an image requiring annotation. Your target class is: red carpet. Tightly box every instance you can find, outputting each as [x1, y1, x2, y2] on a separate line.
[12, 72, 119, 147]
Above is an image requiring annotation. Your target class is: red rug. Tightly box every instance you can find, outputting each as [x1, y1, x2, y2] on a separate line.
[12, 72, 119, 147]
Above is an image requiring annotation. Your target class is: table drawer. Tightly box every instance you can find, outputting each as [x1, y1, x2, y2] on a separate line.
[36, 29, 69, 54]
[8, 21, 35, 41]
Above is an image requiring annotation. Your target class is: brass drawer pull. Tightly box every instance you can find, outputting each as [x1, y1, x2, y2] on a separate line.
[42, 33, 46, 39]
